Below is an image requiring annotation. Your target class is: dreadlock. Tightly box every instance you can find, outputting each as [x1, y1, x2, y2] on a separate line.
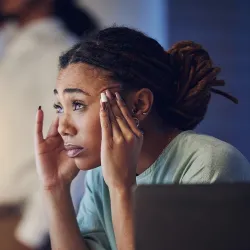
[165, 41, 238, 129]
[59, 26, 237, 130]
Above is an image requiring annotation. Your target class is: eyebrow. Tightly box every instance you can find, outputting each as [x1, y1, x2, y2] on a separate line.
[53, 88, 90, 96]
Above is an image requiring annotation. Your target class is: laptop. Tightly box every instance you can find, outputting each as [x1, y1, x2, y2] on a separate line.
[133, 184, 250, 250]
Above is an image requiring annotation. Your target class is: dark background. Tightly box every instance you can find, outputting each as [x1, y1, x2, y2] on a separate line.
[168, 0, 250, 160]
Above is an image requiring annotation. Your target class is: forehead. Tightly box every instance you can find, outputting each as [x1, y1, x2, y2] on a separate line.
[56, 63, 115, 94]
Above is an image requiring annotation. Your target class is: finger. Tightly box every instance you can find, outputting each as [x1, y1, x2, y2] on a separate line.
[105, 90, 123, 139]
[46, 116, 59, 138]
[100, 93, 112, 142]
[35, 106, 44, 145]
[106, 90, 133, 139]
[115, 92, 143, 138]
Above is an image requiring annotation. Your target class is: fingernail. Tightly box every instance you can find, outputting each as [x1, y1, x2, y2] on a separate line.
[101, 92, 108, 103]
[115, 92, 124, 103]
[105, 89, 113, 100]
[38, 106, 41, 110]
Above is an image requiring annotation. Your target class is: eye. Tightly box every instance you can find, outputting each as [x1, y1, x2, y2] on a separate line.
[72, 101, 86, 111]
[53, 103, 63, 114]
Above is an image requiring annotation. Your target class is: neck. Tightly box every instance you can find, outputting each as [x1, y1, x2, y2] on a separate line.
[136, 127, 181, 175]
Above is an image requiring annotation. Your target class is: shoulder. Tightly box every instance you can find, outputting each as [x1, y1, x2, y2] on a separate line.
[178, 131, 248, 164]
[31, 19, 76, 50]
[186, 132, 247, 164]
[26, 21, 76, 66]
[176, 131, 250, 183]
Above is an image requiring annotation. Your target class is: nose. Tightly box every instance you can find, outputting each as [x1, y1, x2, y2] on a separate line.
[58, 114, 77, 137]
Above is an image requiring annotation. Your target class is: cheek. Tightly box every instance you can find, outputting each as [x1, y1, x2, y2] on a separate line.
[73, 110, 102, 170]
[75, 110, 101, 143]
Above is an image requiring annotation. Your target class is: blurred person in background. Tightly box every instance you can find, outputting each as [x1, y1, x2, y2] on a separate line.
[0, 0, 97, 249]
[0, 12, 5, 57]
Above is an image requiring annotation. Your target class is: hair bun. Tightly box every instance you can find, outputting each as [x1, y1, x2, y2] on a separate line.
[167, 41, 212, 97]
[163, 40, 238, 130]
[167, 41, 213, 94]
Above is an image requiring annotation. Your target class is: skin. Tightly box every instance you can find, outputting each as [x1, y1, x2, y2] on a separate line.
[0, 0, 53, 27]
[35, 63, 181, 250]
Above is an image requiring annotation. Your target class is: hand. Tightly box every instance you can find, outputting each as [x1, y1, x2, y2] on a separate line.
[34, 108, 79, 189]
[100, 91, 143, 190]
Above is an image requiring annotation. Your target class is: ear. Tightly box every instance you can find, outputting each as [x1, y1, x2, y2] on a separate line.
[132, 88, 154, 121]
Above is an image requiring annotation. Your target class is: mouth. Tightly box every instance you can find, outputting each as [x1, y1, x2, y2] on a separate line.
[64, 144, 85, 158]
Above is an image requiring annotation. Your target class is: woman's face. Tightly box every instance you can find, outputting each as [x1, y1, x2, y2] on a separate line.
[54, 63, 121, 170]
[0, 0, 51, 15]
[0, 0, 30, 15]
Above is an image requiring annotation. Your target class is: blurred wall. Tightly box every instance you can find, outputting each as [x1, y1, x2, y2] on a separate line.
[168, 0, 250, 160]
[77, 0, 168, 47]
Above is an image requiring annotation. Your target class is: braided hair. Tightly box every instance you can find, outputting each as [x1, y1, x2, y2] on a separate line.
[59, 26, 237, 130]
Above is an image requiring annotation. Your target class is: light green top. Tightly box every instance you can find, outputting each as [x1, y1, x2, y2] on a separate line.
[77, 131, 250, 250]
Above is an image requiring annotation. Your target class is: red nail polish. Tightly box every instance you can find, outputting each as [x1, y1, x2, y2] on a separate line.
[101, 102, 107, 111]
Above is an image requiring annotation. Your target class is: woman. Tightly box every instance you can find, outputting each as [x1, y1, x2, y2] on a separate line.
[35, 27, 250, 250]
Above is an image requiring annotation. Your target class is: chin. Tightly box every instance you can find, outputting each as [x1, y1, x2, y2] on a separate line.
[74, 157, 101, 171]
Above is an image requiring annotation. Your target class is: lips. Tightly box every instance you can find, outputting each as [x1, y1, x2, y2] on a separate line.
[64, 144, 84, 158]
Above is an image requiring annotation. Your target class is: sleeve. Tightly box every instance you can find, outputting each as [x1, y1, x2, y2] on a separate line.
[180, 144, 250, 184]
[77, 170, 111, 250]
